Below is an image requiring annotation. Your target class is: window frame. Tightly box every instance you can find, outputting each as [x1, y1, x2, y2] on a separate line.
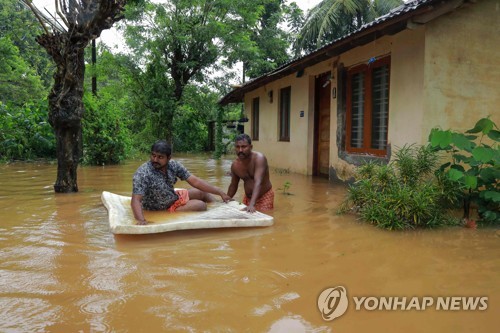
[279, 86, 291, 142]
[345, 56, 390, 156]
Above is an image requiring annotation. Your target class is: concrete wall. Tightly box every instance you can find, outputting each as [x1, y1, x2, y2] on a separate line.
[422, 0, 500, 138]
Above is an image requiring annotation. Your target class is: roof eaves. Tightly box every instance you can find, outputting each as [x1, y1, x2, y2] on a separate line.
[219, 0, 458, 106]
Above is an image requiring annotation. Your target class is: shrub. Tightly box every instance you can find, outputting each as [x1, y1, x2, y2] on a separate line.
[429, 117, 499, 224]
[0, 100, 55, 160]
[82, 92, 132, 165]
[339, 144, 457, 230]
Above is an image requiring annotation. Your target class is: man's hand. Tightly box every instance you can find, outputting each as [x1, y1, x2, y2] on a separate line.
[220, 192, 232, 203]
[242, 204, 257, 213]
[136, 219, 148, 225]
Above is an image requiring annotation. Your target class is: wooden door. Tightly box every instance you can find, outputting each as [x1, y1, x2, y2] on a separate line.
[314, 73, 331, 177]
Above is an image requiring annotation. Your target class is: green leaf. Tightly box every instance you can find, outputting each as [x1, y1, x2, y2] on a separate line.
[466, 118, 494, 134]
[448, 168, 464, 181]
[480, 210, 499, 223]
[479, 167, 499, 183]
[451, 133, 473, 151]
[439, 162, 451, 171]
[450, 164, 466, 172]
[480, 191, 500, 202]
[472, 147, 496, 163]
[452, 154, 470, 163]
[487, 129, 500, 142]
[464, 175, 477, 189]
[430, 129, 452, 148]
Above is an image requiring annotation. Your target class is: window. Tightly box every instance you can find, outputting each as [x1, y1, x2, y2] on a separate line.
[279, 86, 291, 141]
[251, 97, 259, 141]
[346, 57, 390, 155]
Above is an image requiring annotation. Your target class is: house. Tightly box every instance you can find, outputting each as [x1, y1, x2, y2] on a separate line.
[219, 0, 500, 182]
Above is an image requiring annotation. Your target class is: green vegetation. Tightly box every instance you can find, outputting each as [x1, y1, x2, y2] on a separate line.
[82, 92, 132, 165]
[1, 0, 293, 167]
[277, 181, 292, 195]
[0, 100, 55, 160]
[429, 117, 499, 224]
[295, 0, 403, 54]
[339, 145, 458, 230]
[340, 118, 499, 229]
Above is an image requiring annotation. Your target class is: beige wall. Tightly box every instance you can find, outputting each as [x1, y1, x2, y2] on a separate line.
[244, 73, 310, 174]
[245, 61, 332, 175]
[389, 28, 426, 150]
[328, 32, 427, 179]
[243, 0, 499, 178]
[422, 0, 500, 136]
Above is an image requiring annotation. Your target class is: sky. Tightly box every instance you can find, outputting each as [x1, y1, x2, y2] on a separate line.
[31, 0, 322, 50]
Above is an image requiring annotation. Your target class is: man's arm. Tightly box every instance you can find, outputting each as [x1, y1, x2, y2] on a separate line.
[227, 165, 240, 198]
[186, 175, 231, 202]
[131, 194, 148, 225]
[244, 156, 267, 213]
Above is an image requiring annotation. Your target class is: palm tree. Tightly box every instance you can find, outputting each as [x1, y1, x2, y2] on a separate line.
[294, 0, 403, 55]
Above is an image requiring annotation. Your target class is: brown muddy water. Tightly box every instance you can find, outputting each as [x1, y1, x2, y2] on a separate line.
[0, 154, 498, 333]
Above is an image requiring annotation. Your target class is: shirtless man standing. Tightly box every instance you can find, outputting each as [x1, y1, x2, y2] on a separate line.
[227, 134, 274, 213]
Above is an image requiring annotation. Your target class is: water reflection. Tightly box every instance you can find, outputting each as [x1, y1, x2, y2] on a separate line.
[0, 155, 499, 332]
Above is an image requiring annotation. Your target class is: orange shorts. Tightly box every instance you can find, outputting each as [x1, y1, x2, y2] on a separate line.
[243, 188, 274, 211]
[167, 189, 190, 212]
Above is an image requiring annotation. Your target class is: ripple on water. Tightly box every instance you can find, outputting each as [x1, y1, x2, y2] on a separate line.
[0, 297, 61, 332]
[252, 292, 301, 316]
[229, 268, 289, 297]
[268, 315, 331, 333]
[77, 293, 128, 316]
[161, 292, 207, 315]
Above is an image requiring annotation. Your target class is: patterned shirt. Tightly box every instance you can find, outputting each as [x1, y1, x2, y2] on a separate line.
[132, 160, 191, 210]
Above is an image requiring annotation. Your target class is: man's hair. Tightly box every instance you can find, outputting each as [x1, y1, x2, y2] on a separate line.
[151, 140, 172, 156]
[235, 133, 252, 145]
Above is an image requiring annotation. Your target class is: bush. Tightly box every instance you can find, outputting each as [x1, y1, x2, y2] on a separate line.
[339, 144, 458, 230]
[173, 104, 209, 152]
[0, 100, 55, 160]
[82, 92, 132, 165]
[429, 117, 499, 224]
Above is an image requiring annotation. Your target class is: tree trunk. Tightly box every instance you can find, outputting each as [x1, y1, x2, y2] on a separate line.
[53, 125, 82, 192]
[26, 0, 126, 193]
[46, 38, 86, 193]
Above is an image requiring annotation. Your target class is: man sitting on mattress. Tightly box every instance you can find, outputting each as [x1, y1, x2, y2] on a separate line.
[227, 134, 274, 213]
[131, 140, 231, 225]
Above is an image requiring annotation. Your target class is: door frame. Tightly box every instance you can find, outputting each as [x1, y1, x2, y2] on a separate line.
[313, 72, 332, 177]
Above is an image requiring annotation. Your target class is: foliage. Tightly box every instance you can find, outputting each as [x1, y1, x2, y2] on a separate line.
[0, 37, 46, 105]
[120, 0, 296, 142]
[294, 0, 403, 55]
[429, 117, 499, 224]
[232, 0, 301, 79]
[130, 58, 179, 144]
[0, 0, 54, 87]
[82, 91, 132, 165]
[173, 85, 218, 152]
[0, 100, 55, 160]
[339, 144, 458, 230]
[213, 105, 224, 159]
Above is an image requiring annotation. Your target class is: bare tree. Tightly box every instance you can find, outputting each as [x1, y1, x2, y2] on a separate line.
[21, 0, 126, 192]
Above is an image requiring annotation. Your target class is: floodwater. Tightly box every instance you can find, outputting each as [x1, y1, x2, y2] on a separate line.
[0, 154, 498, 333]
